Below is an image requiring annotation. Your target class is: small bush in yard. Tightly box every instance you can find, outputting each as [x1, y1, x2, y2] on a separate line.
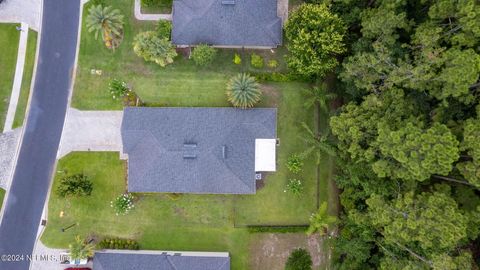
[56, 174, 93, 197]
[233, 53, 242, 65]
[111, 193, 135, 215]
[285, 179, 303, 196]
[191, 44, 217, 66]
[109, 79, 130, 100]
[287, 154, 303, 173]
[268, 59, 278, 68]
[98, 237, 139, 250]
[156, 20, 172, 40]
[285, 248, 312, 270]
[250, 53, 264, 68]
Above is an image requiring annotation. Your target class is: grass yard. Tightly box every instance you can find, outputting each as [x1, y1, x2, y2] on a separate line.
[72, 0, 288, 110]
[42, 84, 326, 269]
[0, 24, 20, 129]
[141, 0, 173, 14]
[0, 188, 5, 212]
[13, 30, 37, 128]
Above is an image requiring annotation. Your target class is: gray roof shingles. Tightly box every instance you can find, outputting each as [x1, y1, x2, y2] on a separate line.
[121, 107, 277, 194]
[171, 0, 282, 47]
[93, 251, 230, 270]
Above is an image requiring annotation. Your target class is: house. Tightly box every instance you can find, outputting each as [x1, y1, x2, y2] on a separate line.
[121, 107, 277, 194]
[93, 250, 230, 270]
[171, 0, 283, 48]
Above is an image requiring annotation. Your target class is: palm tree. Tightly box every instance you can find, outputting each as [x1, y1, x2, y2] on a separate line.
[307, 202, 337, 235]
[86, 5, 124, 49]
[69, 235, 95, 261]
[303, 84, 336, 113]
[226, 73, 261, 109]
[299, 122, 336, 165]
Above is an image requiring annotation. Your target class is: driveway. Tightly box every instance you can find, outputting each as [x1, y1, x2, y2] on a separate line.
[0, 129, 20, 189]
[0, 0, 80, 269]
[57, 108, 123, 158]
[0, 0, 41, 30]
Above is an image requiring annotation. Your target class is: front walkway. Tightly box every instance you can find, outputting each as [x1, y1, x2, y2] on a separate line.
[4, 22, 29, 132]
[57, 108, 123, 158]
[0, 0, 41, 30]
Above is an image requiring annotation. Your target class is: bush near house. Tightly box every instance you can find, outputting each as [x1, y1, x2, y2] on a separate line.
[286, 179, 303, 196]
[287, 154, 303, 174]
[133, 31, 177, 67]
[156, 20, 172, 40]
[56, 174, 93, 198]
[233, 53, 242, 65]
[98, 237, 140, 250]
[191, 44, 217, 66]
[250, 53, 264, 68]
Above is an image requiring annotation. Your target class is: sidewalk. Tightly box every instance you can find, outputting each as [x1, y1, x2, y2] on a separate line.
[3, 22, 29, 132]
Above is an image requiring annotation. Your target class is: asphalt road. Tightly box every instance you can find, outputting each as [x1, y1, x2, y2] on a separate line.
[0, 0, 80, 269]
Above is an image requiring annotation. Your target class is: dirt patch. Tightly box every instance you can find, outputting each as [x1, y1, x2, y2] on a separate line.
[260, 84, 281, 107]
[249, 233, 325, 270]
[176, 47, 191, 58]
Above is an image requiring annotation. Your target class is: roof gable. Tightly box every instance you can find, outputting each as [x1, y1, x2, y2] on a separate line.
[172, 0, 282, 47]
[121, 107, 277, 194]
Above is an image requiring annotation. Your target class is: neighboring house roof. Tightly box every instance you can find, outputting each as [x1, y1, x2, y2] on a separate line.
[93, 250, 230, 270]
[121, 107, 277, 194]
[171, 0, 282, 47]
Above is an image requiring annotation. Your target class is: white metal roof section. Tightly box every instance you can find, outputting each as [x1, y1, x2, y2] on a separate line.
[255, 139, 276, 172]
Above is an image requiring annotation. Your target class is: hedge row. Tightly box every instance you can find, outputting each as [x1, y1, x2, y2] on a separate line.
[98, 237, 140, 250]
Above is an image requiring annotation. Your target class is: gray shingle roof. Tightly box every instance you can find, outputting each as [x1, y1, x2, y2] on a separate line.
[121, 107, 277, 194]
[171, 0, 282, 47]
[93, 251, 230, 270]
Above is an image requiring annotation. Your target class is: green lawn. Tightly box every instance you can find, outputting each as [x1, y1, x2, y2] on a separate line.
[73, 0, 288, 110]
[42, 83, 324, 269]
[0, 24, 20, 129]
[141, 0, 172, 14]
[13, 30, 37, 128]
[0, 188, 5, 212]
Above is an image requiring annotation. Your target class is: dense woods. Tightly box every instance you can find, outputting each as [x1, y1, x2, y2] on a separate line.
[313, 0, 480, 269]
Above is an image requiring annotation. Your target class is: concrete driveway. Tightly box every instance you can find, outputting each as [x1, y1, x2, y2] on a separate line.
[57, 108, 123, 158]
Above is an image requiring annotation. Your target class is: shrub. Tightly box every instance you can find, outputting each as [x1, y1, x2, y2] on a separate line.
[226, 73, 261, 108]
[56, 174, 93, 198]
[109, 79, 130, 100]
[285, 179, 303, 196]
[191, 44, 217, 66]
[247, 226, 308, 233]
[98, 237, 140, 250]
[156, 20, 172, 40]
[287, 154, 304, 174]
[133, 31, 177, 67]
[69, 236, 95, 261]
[111, 193, 135, 215]
[250, 53, 264, 68]
[285, 248, 313, 270]
[268, 59, 278, 68]
[233, 53, 242, 65]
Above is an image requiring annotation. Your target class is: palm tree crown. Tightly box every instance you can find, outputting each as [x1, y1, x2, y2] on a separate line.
[69, 235, 95, 260]
[226, 73, 261, 109]
[307, 202, 337, 235]
[86, 5, 124, 49]
[300, 122, 336, 165]
[304, 84, 336, 113]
